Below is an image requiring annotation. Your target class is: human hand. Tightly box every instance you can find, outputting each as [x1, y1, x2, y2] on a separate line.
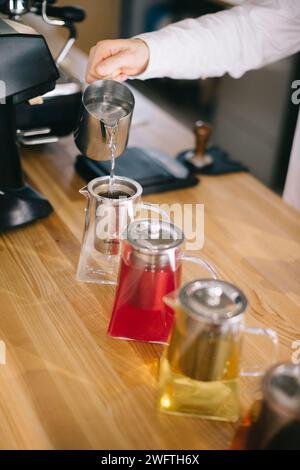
[86, 38, 149, 83]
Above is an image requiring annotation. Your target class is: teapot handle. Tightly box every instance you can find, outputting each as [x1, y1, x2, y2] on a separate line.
[163, 255, 217, 310]
[240, 326, 278, 377]
[181, 253, 218, 280]
[137, 203, 170, 221]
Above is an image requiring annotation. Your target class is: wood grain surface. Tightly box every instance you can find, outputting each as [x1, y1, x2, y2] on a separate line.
[0, 63, 300, 450]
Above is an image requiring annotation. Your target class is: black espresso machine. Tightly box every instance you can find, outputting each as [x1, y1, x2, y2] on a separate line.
[0, 0, 85, 231]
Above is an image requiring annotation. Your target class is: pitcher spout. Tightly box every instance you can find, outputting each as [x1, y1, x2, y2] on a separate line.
[79, 186, 89, 198]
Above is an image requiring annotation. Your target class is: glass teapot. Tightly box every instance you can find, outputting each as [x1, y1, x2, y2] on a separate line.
[108, 219, 217, 344]
[232, 363, 300, 449]
[158, 279, 278, 422]
[77, 176, 167, 285]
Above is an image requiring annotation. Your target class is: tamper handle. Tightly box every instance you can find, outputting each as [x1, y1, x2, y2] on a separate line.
[194, 121, 212, 158]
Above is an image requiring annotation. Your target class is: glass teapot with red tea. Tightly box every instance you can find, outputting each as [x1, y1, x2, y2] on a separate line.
[108, 219, 217, 344]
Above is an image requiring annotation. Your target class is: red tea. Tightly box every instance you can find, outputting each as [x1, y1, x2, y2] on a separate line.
[108, 244, 182, 343]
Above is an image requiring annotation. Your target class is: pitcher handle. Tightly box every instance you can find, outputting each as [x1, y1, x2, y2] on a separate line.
[181, 253, 218, 280]
[240, 326, 279, 377]
[137, 203, 170, 221]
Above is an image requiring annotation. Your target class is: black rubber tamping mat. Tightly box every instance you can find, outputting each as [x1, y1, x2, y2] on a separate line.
[75, 147, 199, 196]
[177, 146, 249, 175]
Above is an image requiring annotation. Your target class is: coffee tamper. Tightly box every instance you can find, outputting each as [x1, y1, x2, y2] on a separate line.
[179, 121, 213, 169]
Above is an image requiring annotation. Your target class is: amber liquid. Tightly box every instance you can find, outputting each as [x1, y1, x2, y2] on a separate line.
[230, 406, 258, 450]
[158, 306, 241, 422]
[231, 401, 300, 450]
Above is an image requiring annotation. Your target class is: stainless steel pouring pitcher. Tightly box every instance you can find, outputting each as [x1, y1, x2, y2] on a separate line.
[74, 80, 135, 161]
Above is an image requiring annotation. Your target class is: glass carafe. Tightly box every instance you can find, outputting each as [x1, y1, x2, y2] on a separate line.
[108, 219, 217, 344]
[159, 279, 278, 422]
[77, 176, 167, 285]
[231, 363, 300, 449]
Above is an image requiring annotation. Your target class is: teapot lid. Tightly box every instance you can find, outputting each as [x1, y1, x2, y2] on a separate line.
[125, 219, 184, 254]
[179, 279, 248, 323]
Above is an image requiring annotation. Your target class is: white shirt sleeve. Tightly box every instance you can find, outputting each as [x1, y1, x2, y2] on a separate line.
[135, 0, 300, 80]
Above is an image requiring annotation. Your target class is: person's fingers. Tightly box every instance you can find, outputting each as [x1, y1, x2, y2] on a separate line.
[114, 73, 129, 82]
[87, 40, 127, 79]
[85, 38, 148, 83]
[95, 51, 131, 78]
[86, 68, 102, 84]
[101, 68, 122, 80]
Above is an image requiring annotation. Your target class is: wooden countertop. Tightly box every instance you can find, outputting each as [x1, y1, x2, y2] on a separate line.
[1, 53, 300, 450]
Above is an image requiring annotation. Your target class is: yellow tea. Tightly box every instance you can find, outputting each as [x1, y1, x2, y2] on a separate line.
[158, 280, 278, 423]
[158, 303, 241, 422]
[159, 356, 240, 421]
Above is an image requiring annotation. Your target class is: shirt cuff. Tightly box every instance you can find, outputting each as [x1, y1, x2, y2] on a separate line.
[131, 32, 165, 80]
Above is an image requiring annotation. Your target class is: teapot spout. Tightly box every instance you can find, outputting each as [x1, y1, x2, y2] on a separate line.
[79, 186, 89, 198]
[163, 290, 179, 309]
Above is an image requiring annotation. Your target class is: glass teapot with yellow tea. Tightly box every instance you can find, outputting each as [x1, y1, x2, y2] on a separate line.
[158, 279, 278, 422]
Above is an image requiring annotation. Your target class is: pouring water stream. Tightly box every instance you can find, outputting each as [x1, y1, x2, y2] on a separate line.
[86, 96, 128, 196]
